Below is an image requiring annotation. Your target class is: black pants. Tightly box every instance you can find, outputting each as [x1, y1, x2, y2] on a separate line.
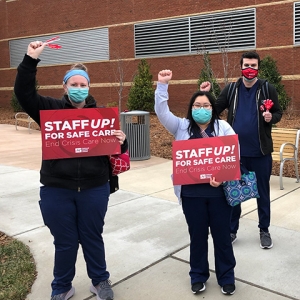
[231, 155, 272, 233]
[182, 195, 236, 286]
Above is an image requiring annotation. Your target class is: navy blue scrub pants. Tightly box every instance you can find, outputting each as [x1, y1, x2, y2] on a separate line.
[182, 195, 236, 286]
[39, 184, 110, 296]
[231, 155, 272, 234]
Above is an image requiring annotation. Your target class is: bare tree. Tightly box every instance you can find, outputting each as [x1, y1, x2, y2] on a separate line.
[209, 18, 232, 86]
[109, 48, 133, 113]
[196, 47, 221, 98]
[112, 58, 127, 113]
[196, 17, 238, 89]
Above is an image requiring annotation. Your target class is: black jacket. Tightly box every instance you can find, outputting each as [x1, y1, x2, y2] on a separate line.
[215, 78, 282, 155]
[14, 54, 128, 191]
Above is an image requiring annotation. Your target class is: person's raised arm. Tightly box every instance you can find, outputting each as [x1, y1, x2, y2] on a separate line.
[154, 69, 181, 136]
[158, 69, 172, 84]
[14, 41, 48, 124]
[200, 81, 211, 92]
[27, 41, 47, 59]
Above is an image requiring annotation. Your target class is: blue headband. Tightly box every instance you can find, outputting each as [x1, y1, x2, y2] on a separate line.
[63, 70, 90, 84]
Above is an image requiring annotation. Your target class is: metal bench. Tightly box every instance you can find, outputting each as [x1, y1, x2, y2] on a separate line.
[271, 127, 300, 189]
[15, 112, 37, 133]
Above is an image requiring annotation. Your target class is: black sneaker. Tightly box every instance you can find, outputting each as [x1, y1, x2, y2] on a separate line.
[230, 233, 237, 244]
[260, 231, 273, 249]
[191, 282, 205, 294]
[221, 283, 235, 295]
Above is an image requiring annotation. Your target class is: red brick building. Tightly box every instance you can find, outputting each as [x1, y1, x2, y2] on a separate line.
[0, 0, 299, 113]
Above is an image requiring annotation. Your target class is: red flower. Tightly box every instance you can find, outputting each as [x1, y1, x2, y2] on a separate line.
[263, 99, 274, 111]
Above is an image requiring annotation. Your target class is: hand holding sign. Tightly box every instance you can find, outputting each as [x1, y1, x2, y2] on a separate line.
[210, 176, 222, 187]
[113, 130, 126, 145]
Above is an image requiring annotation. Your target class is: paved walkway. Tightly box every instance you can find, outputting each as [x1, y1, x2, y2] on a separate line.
[0, 124, 300, 300]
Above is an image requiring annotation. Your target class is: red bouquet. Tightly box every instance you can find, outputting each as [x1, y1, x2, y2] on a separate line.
[261, 99, 274, 112]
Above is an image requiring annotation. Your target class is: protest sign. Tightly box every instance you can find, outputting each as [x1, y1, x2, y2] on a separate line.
[172, 134, 240, 185]
[40, 107, 120, 160]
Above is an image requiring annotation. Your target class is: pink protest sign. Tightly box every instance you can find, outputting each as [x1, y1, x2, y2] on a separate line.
[172, 134, 240, 185]
[40, 108, 120, 160]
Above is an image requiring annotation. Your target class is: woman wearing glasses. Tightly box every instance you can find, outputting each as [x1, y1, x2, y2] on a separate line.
[155, 70, 236, 296]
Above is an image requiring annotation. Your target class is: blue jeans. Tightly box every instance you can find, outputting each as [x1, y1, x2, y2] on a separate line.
[39, 184, 110, 296]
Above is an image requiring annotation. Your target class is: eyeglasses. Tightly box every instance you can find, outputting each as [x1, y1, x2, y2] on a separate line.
[192, 103, 212, 110]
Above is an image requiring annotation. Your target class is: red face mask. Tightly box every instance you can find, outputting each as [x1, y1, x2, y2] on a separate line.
[241, 67, 258, 80]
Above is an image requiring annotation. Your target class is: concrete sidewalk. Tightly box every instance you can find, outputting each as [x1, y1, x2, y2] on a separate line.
[0, 124, 300, 300]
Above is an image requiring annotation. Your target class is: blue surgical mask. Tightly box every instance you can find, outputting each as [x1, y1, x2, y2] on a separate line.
[68, 87, 89, 103]
[192, 108, 212, 124]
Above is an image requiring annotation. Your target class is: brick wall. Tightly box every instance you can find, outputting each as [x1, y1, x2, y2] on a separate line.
[1, 0, 300, 113]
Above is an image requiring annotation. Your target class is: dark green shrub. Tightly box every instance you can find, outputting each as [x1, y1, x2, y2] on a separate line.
[10, 91, 23, 112]
[259, 56, 291, 111]
[11, 80, 39, 112]
[127, 59, 154, 112]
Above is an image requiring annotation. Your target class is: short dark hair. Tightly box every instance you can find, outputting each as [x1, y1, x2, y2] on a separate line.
[240, 51, 260, 68]
[186, 91, 220, 136]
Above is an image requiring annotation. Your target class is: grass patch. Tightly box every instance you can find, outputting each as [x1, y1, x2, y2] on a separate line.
[0, 233, 37, 300]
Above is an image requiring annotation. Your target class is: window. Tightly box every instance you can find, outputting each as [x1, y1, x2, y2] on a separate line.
[294, 2, 300, 44]
[190, 9, 256, 52]
[134, 9, 256, 58]
[135, 18, 190, 57]
[9, 28, 109, 67]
